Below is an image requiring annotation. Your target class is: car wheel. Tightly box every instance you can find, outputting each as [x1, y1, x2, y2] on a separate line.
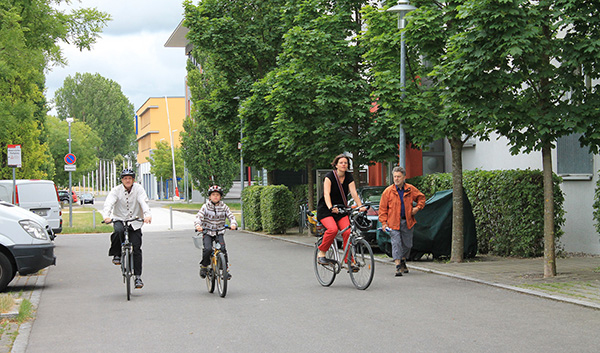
[0, 252, 15, 292]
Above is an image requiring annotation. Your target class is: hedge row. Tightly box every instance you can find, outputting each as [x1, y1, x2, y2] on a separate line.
[407, 169, 565, 257]
[241, 185, 296, 234]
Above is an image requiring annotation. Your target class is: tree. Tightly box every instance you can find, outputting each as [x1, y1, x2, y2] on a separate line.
[362, 1, 492, 262]
[53, 73, 135, 159]
[181, 117, 238, 198]
[145, 141, 184, 195]
[46, 115, 102, 187]
[433, 0, 600, 276]
[183, 0, 292, 177]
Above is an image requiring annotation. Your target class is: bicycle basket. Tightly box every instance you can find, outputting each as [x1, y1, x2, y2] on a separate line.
[192, 234, 203, 249]
[354, 212, 372, 232]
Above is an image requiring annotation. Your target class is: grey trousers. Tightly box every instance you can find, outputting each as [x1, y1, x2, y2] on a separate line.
[389, 219, 413, 261]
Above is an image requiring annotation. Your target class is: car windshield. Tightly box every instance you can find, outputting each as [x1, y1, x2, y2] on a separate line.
[82, 194, 92, 198]
[361, 188, 385, 204]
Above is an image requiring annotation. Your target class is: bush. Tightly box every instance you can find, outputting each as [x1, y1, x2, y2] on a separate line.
[242, 185, 264, 231]
[408, 169, 565, 257]
[260, 185, 295, 234]
[594, 170, 600, 235]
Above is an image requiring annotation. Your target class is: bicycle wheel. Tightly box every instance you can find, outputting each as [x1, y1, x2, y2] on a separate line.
[313, 238, 336, 287]
[216, 252, 228, 298]
[349, 238, 375, 290]
[124, 248, 132, 300]
[206, 261, 216, 293]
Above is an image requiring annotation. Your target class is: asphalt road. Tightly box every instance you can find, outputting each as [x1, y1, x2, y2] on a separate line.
[26, 228, 600, 353]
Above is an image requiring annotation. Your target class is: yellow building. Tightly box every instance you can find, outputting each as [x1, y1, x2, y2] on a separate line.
[136, 96, 185, 199]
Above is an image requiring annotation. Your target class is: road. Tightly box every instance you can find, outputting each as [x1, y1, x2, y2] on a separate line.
[25, 225, 600, 352]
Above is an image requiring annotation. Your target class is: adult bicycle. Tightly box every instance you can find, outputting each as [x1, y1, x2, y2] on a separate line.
[314, 205, 375, 290]
[103, 218, 143, 301]
[193, 225, 230, 298]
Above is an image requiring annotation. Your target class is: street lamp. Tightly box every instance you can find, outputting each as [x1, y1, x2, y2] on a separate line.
[387, 0, 416, 168]
[164, 96, 179, 200]
[66, 117, 74, 227]
[234, 96, 244, 230]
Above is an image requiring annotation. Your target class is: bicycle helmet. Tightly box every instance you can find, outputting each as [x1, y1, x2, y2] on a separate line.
[120, 168, 135, 178]
[207, 185, 223, 196]
[354, 212, 373, 232]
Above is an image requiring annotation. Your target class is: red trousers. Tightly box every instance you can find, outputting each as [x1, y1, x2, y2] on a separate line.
[318, 216, 351, 261]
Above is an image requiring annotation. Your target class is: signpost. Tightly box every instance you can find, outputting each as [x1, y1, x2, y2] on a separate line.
[7, 145, 21, 205]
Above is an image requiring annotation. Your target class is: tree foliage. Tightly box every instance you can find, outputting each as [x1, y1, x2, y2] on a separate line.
[0, 0, 109, 179]
[53, 72, 135, 159]
[46, 115, 101, 187]
[145, 141, 184, 183]
[181, 116, 238, 198]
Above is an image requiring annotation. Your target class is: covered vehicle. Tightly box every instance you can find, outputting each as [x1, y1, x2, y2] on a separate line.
[347, 186, 386, 245]
[376, 189, 477, 260]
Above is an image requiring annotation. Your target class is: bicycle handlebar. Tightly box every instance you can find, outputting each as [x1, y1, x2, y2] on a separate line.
[102, 218, 144, 224]
[331, 204, 370, 215]
[195, 224, 231, 234]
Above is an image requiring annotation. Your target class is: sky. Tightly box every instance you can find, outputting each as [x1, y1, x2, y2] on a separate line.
[45, 0, 189, 114]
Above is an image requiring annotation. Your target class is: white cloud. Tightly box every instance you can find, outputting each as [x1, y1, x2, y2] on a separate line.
[46, 0, 188, 113]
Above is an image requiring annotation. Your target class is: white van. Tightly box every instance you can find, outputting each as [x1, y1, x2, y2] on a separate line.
[0, 180, 62, 234]
[0, 201, 56, 291]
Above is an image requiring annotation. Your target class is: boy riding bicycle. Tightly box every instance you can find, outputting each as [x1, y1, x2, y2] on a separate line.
[194, 185, 238, 279]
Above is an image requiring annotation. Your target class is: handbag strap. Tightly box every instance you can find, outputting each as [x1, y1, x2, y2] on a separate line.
[332, 170, 348, 207]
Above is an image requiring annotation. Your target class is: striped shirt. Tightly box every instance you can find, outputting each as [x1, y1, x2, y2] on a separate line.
[194, 200, 237, 236]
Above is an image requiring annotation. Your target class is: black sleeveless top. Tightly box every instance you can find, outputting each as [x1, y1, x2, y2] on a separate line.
[316, 170, 354, 221]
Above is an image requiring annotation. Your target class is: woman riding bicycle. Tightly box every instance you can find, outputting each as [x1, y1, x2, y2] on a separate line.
[194, 185, 238, 279]
[316, 154, 366, 267]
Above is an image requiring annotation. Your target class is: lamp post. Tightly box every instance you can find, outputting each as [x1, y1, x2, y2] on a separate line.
[66, 117, 74, 227]
[387, 0, 416, 168]
[164, 96, 179, 200]
[234, 96, 244, 230]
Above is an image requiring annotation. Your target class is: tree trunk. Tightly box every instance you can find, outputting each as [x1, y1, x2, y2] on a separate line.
[542, 143, 556, 277]
[352, 148, 361, 188]
[307, 159, 315, 212]
[449, 136, 464, 263]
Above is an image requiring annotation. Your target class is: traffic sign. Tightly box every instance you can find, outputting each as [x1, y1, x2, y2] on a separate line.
[7, 145, 21, 167]
[64, 153, 76, 165]
[64, 165, 76, 171]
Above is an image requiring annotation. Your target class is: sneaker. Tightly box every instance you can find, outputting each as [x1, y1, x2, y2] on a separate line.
[227, 272, 232, 280]
[401, 260, 409, 273]
[317, 257, 335, 265]
[134, 277, 144, 289]
[199, 266, 208, 279]
[112, 256, 121, 265]
[395, 265, 403, 277]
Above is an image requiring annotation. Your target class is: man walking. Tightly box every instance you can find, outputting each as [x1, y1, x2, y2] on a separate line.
[378, 166, 426, 276]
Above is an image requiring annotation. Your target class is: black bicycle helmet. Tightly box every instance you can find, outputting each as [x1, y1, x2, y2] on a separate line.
[207, 185, 223, 196]
[354, 212, 373, 232]
[120, 168, 135, 178]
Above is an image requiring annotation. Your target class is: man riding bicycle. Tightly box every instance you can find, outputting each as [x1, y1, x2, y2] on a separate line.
[103, 169, 152, 289]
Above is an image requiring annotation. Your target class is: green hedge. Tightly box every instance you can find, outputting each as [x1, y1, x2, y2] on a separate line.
[408, 169, 565, 257]
[594, 170, 600, 235]
[241, 185, 264, 231]
[260, 185, 296, 234]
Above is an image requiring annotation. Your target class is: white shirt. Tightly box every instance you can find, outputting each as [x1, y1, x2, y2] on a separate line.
[102, 183, 151, 230]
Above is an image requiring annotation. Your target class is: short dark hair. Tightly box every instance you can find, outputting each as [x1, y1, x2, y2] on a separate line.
[331, 154, 350, 169]
[392, 166, 406, 176]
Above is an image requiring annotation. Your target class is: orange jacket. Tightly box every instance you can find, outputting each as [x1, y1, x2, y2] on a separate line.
[378, 182, 426, 230]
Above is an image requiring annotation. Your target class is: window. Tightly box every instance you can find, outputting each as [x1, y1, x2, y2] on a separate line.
[422, 139, 445, 175]
[557, 133, 593, 179]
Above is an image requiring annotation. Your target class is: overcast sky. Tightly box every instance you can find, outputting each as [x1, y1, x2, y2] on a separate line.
[45, 0, 188, 114]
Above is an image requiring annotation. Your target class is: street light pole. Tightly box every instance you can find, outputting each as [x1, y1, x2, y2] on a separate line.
[66, 117, 74, 227]
[387, 0, 416, 168]
[234, 96, 244, 230]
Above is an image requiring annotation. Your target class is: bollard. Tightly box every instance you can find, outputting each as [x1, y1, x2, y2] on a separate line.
[170, 206, 173, 230]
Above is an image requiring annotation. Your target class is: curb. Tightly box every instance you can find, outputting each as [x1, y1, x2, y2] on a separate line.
[243, 230, 600, 311]
[11, 272, 47, 353]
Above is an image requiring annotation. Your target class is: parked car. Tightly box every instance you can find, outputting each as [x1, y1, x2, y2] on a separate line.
[57, 190, 69, 202]
[79, 193, 94, 205]
[347, 186, 387, 245]
[0, 201, 56, 291]
[0, 180, 63, 234]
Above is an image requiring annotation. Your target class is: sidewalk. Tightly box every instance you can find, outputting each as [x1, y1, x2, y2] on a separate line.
[258, 231, 600, 310]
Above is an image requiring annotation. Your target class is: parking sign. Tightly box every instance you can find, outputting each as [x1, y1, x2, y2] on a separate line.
[7, 145, 21, 167]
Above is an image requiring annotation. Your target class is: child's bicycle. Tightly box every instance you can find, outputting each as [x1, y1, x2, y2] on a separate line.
[193, 225, 230, 298]
[103, 218, 142, 301]
[314, 205, 375, 290]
